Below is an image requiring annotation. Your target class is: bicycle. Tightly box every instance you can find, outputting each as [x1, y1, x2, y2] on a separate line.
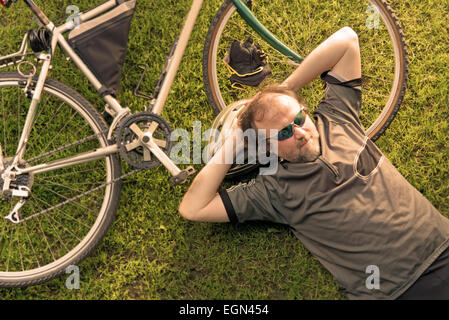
[0, 0, 408, 287]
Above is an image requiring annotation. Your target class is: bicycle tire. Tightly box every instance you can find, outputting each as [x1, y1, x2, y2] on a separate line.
[0, 71, 121, 287]
[203, 0, 408, 177]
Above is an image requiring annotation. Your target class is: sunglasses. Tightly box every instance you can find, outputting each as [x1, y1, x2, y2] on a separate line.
[276, 108, 306, 141]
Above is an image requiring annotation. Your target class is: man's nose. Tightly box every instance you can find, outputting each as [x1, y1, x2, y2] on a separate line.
[293, 125, 307, 139]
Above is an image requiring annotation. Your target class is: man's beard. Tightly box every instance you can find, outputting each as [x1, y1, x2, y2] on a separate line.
[292, 136, 321, 163]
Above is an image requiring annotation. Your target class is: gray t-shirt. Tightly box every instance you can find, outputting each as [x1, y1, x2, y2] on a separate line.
[219, 72, 449, 299]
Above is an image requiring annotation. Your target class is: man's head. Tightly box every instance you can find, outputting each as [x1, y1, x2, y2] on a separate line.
[238, 85, 321, 163]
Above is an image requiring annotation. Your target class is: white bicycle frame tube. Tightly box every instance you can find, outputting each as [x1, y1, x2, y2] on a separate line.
[19, 144, 119, 175]
[11, 52, 51, 168]
[151, 0, 204, 115]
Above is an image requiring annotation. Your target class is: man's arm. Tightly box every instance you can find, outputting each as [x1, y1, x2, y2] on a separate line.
[282, 27, 361, 92]
[178, 157, 230, 222]
[178, 129, 244, 222]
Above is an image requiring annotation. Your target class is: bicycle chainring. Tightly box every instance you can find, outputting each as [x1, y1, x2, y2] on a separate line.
[116, 112, 173, 169]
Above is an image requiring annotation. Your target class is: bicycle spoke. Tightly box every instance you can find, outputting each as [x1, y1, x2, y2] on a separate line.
[28, 100, 86, 161]
[35, 166, 106, 179]
[35, 215, 56, 262]
[26, 130, 103, 165]
[33, 194, 90, 231]
[306, 0, 314, 54]
[6, 227, 13, 272]
[36, 183, 102, 215]
[0, 220, 7, 245]
[40, 109, 81, 156]
[29, 192, 94, 233]
[362, 53, 393, 59]
[17, 88, 20, 144]
[2, 88, 7, 157]
[25, 99, 62, 151]
[364, 63, 395, 69]
[15, 226, 24, 272]
[227, 20, 262, 46]
[22, 222, 41, 268]
[32, 202, 83, 245]
[362, 73, 392, 84]
[258, 5, 302, 56]
[50, 207, 92, 231]
[35, 177, 105, 205]
[43, 213, 70, 253]
[36, 176, 102, 189]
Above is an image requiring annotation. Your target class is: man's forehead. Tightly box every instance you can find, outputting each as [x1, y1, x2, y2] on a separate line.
[257, 94, 300, 121]
[272, 94, 299, 107]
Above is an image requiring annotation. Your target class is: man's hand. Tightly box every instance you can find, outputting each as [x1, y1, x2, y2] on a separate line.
[219, 117, 247, 164]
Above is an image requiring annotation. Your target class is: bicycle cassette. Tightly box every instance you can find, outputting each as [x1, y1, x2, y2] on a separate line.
[116, 112, 173, 169]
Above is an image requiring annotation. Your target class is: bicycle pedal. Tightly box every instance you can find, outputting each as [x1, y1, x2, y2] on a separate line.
[169, 166, 196, 186]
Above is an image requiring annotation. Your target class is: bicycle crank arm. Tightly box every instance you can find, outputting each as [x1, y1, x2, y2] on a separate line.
[128, 124, 196, 185]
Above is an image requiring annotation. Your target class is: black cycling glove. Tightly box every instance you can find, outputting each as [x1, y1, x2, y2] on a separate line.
[223, 37, 271, 89]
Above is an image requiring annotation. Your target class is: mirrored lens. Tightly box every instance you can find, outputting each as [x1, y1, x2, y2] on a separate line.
[294, 111, 305, 126]
[277, 110, 305, 141]
[277, 125, 293, 141]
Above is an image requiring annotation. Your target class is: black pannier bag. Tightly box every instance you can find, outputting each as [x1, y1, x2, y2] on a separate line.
[68, 0, 136, 97]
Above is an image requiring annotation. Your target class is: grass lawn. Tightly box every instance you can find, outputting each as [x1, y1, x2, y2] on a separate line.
[0, 0, 448, 299]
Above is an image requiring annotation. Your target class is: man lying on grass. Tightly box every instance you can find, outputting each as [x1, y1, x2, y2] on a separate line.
[179, 27, 449, 300]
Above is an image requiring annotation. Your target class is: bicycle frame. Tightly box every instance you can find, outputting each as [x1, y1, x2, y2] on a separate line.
[3, 0, 302, 186]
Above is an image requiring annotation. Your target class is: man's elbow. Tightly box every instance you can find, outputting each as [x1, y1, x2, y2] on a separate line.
[340, 26, 359, 44]
[179, 202, 193, 221]
[178, 201, 200, 221]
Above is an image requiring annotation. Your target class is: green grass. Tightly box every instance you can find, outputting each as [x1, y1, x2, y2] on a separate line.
[0, 0, 448, 300]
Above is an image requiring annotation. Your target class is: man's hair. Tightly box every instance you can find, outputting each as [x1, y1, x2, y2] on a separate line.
[237, 84, 309, 132]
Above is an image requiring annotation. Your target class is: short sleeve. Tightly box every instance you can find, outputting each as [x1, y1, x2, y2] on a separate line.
[219, 177, 288, 225]
[315, 71, 363, 126]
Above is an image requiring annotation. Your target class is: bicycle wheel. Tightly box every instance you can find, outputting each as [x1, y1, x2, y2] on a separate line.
[0, 71, 121, 287]
[203, 0, 408, 175]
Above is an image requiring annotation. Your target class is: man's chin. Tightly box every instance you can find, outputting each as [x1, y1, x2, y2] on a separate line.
[292, 143, 321, 163]
[296, 153, 320, 163]
[282, 151, 320, 163]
